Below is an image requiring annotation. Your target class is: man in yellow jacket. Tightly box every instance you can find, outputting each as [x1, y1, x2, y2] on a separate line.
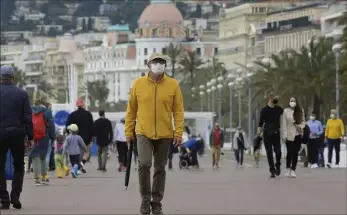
[125, 53, 184, 215]
[325, 109, 345, 168]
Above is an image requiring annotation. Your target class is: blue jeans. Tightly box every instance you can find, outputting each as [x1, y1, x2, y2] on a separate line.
[46, 140, 52, 168]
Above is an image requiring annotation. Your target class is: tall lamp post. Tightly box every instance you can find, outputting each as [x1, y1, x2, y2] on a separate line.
[235, 76, 244, 127]
[227, 73, 235, 141]
[199, 84, 205, 111]
[206, 81, 211, 111]
[217, 76, 223, 124]
[210, 78, 217, 113]
[332, 29, 343, 118]
[246, 63, 254, 136]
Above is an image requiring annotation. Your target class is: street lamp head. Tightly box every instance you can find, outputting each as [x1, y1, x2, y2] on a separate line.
[227, 73, 234, 80]
[217, 76, 223, 82]
[236, 68, 242, 74]
[206, 81, 211, 87]
[199, 91, 204, 96]
[210, 78, 216, 85]
[211, 86, 216, 91]
[207, 89, 211, 93]
[199, 85, 205, 90]
[191, 87, 196, 92]
[217, 84, 223, 89]
[261, 57, 270, 66]
[246, 63, 253, 69]
[228, 81, 234, 87]
[332, 43, 342, 54]
[332, 29, 343, 41]
[236, 77, 243, 83]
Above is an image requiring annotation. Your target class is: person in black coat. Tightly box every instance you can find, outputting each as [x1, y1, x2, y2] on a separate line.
[0, 65, 34, 209]
[65, 98, 94, 165]
[93, 110, 113, 172]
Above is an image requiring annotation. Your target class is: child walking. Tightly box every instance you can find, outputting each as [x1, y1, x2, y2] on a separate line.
[63, 124, 87, 178]
[54, 135, 70, 178]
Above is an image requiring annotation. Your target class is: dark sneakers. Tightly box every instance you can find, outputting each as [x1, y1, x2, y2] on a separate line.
[0, 202, 10, 210]
[140, 201, 151, 214]
[0, 199, 22, 210]
[275, 165, 281, 176]
[151, 202, 163, 215]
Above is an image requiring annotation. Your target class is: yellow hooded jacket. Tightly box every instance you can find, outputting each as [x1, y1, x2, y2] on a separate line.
[125, 73, 184, 140]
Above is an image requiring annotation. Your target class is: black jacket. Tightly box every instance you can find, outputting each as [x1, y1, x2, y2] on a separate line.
[93, 117, 113, 146]
[0, 82, 33, 140]
[66, 107, 94, 144]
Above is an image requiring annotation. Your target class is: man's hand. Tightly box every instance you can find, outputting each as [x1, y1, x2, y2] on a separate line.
[174, 136, 182, 147]
[126, 137, 132, 150]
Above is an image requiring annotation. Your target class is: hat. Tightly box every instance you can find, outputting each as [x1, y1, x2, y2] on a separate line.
[0, 65, 14, 78]
[68, 124, 78, 132]
[76, 98, 84, 107]
[147, 53, 167, 66]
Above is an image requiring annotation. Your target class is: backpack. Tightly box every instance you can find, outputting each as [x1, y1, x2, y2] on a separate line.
[32, 112, 46, 141]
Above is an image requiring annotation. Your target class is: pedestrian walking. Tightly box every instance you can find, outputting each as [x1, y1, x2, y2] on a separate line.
[114, 118, 127, 172]
[209, 123, 224, 169]
[0, 65, 33, 210]
[232, 127, 249, 168]
[93, 110, 113, 172]
[54, 134, 69, 178]
[257, 92, 283, 178]
[65, 98, 94, 171]
[30, 90, 56, 186]
[125, 53, 184, 215]
[306, 112, 323, 168]
[63, 124, 87, 178]
[282, 97, 306, 178]
[325, 109, 345, 168]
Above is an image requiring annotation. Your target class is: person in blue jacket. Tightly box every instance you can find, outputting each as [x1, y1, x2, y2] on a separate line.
[181, 137, 202, 167]
[0, 65, 34, 210]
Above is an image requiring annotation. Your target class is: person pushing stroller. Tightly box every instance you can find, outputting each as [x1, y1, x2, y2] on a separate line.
[179, 137, 202, 169]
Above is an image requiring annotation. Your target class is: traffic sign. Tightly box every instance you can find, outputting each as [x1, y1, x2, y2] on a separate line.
[54, 110, 70, 126]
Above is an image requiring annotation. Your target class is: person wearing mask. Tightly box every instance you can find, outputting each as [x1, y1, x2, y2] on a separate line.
[209, 123, 224, 169]
[306, 112, 323, 168]
[0, 65, 33, 210]
[282, 97, 305, 178]
[232, 127, 249, 168]
[325, 109, 345, 168]
[93, 110, 113, 172]
[65, 98, 94, 171]
[114, 118, 127, 172]
[125, 53, 184, 215]
[257, 92, 283, 178]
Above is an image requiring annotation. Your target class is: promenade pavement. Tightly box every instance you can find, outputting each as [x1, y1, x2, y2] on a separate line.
[2, 152, 346, 214]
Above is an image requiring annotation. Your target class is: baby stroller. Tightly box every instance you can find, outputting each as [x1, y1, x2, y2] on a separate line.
[179, 147, 193, 169]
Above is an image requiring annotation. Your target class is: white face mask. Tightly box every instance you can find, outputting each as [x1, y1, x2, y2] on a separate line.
[289, 101, 296, 108]
[310, 116, 316, 120]
[330, 114, 336, 119]
[151, 63, 165, 75]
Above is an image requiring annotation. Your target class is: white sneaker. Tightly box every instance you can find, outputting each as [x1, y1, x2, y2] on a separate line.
[290, 170, 296, 178]
[311, 164, 318, 169]
[284, 168, 290, 177]
[327, 163, 332, 168]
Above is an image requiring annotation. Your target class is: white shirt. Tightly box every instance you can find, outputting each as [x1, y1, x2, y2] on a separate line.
[114, 123, 126, 142]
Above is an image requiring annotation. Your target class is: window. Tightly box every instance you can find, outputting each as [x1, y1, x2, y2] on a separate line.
[162, 48, 167, 54]
[145, 21, 151, 27]
[214, 47, 218, 55]
[259, 7, 265, 13]
[144, 48, 148, 55]
[153, 48, 156, 53]
[144, 59, 148, 65]
[161, 20, 167, 27]
[196, 47, 201, 55]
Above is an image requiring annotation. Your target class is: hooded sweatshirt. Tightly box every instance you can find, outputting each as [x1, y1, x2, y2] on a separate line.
[29, 105, 55, 158]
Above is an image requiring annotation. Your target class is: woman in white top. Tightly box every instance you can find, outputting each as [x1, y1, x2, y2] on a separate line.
[282, 97, 306, 178]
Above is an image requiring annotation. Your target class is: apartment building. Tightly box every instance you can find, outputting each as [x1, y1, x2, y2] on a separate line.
[321, 1, 347, 38]
[256, 3, 327, 58]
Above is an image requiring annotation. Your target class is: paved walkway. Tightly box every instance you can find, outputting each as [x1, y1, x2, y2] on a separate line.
[2, 153, 346, 214]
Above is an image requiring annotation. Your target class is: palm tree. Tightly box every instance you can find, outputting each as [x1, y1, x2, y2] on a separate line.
[179, 50, 205, 87]
[37, 79, 56, 99]
[166, 43, 183, 78]
[209, 57, 227, 77]
[11, 65, 26, 88]
[86, 78, 109, 110]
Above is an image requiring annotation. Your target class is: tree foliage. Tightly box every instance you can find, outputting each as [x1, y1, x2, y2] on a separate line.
[166, 43, 183, 78]
[86, 78, 110, 110]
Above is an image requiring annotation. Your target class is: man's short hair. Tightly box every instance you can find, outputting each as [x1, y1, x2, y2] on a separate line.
[99, 110, 105, 116]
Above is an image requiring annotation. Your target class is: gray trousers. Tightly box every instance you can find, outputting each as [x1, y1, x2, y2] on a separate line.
[98, 145, 109, 169]
[32, 156, 47, 179]
[137, 135, 171, 205]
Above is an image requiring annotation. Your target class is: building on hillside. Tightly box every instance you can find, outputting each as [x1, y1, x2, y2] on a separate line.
[77, 17, 111, 32]
[218, 2, 283, 72]
[0, 44, 27, 70]
[84, 0, 219, 104]
[320, 1, 347, 38]
[256, 2, 327, 59]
